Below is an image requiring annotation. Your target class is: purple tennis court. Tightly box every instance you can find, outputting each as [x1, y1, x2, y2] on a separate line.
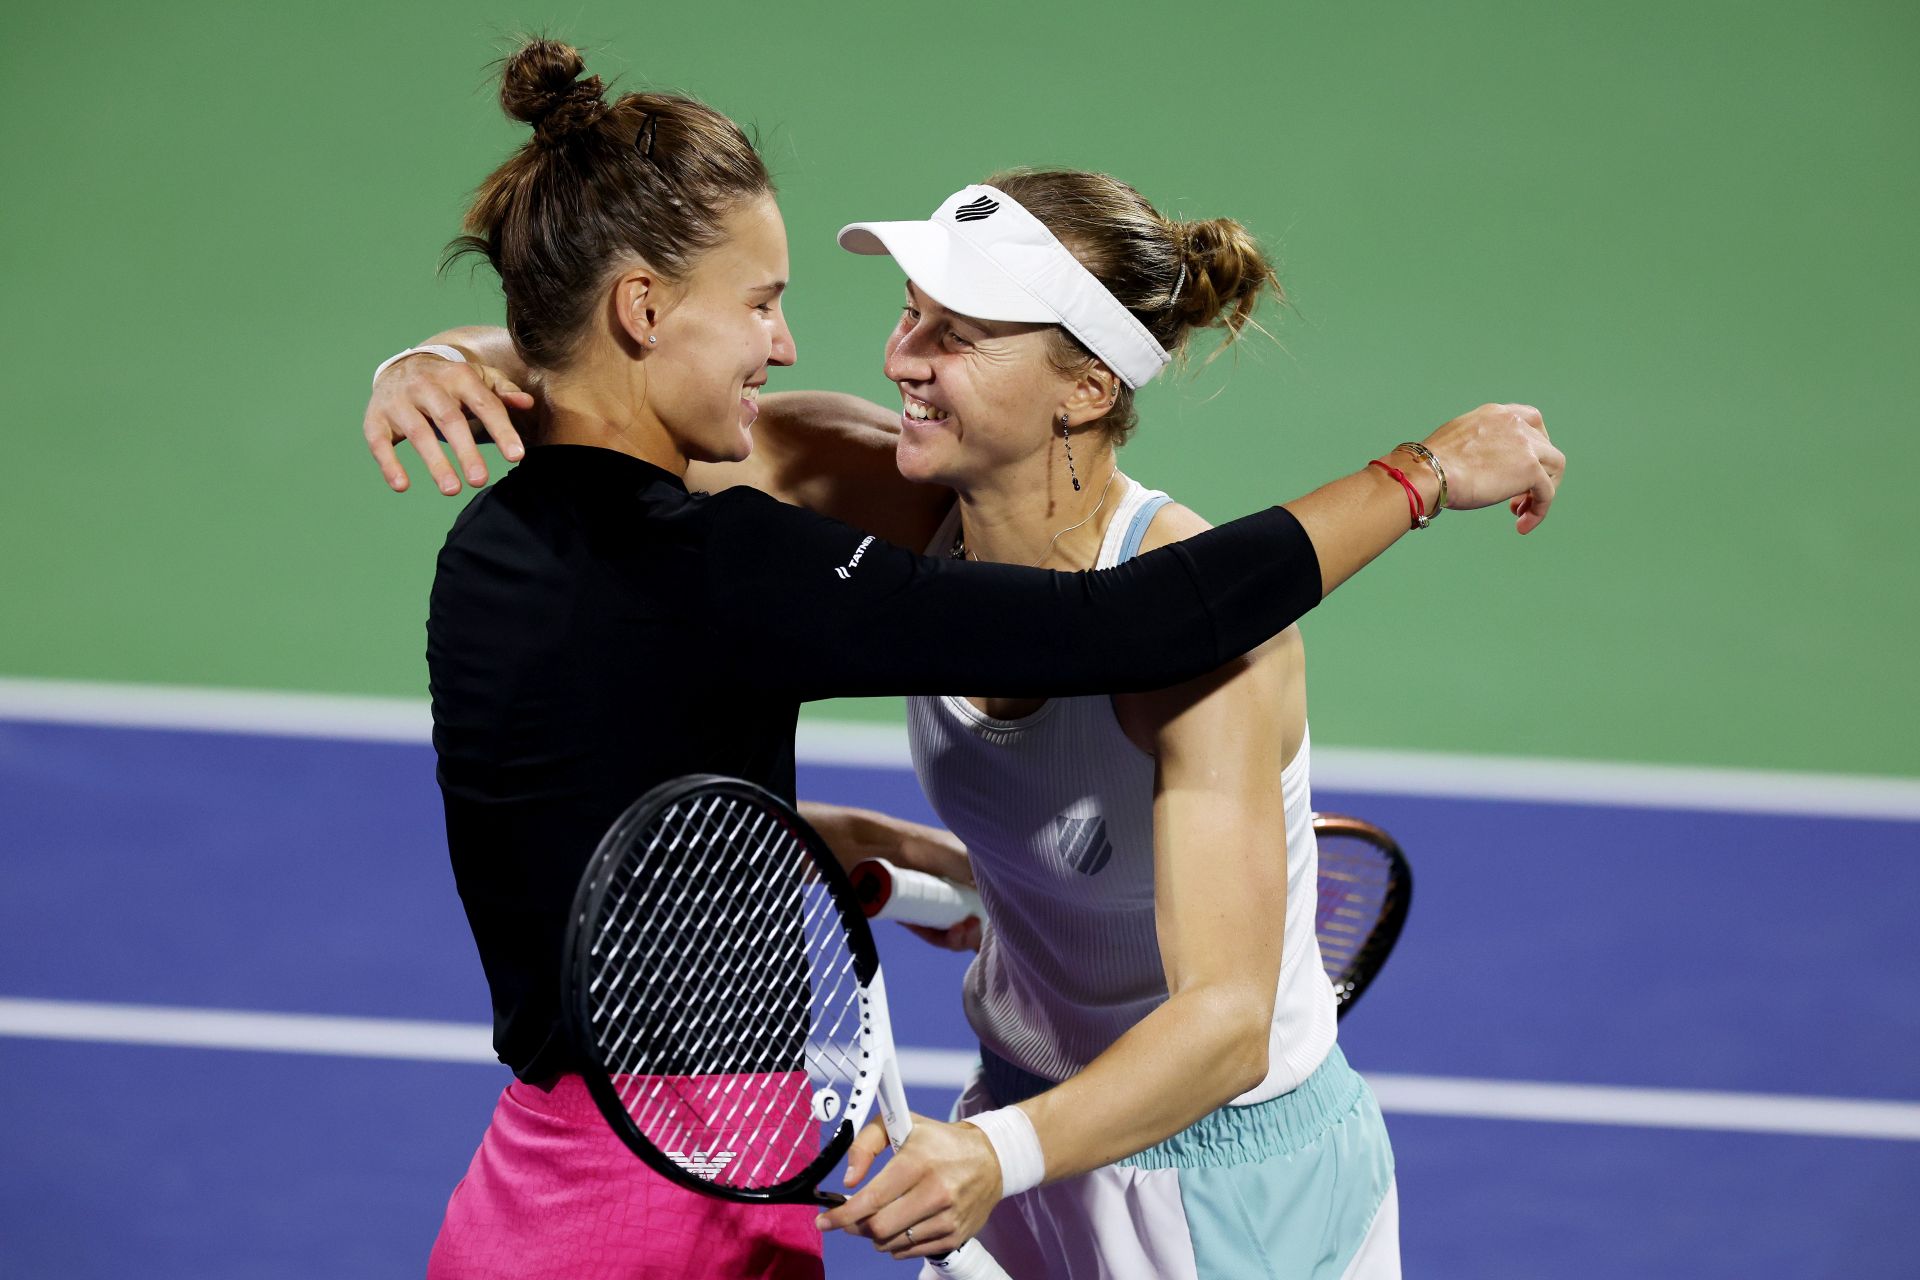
[2, 712, 1915, 1278]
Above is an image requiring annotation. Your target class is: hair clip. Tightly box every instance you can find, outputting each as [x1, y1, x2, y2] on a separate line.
[635, 113, 660, 162]
[1168, 263, 1187, 308]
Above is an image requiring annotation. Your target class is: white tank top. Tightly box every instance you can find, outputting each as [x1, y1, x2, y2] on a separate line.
[907, 476, 1337, 1104]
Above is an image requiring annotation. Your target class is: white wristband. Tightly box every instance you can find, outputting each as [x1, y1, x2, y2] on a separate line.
[962, 1106, 1044, 1198]
[372, 343, 467, 388]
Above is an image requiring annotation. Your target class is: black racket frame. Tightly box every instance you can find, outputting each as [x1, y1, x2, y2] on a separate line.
[562, 773, 884, 1206]
[1312, 813, 1413, 1019]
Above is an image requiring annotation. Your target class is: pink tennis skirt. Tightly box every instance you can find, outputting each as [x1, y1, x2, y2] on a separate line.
[427, 1074, 824, 1280]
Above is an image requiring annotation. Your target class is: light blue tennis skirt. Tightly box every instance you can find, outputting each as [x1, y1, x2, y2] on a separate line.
[941, 1043, 1397, 1279]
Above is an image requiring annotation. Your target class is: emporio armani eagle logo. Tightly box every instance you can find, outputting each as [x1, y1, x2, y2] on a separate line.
[667, 1149, 737, 1180]
[953, 195, 1000, 223]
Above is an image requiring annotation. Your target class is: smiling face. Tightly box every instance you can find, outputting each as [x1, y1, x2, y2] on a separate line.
[640, 194, 796, 463]
[881, 281, 1080, 488]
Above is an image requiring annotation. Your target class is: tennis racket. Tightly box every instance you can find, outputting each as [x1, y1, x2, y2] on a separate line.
[847, 815, 1412, 1019]
[1311, 813, 1413, 1019]
[562, 774, 1010, 1279]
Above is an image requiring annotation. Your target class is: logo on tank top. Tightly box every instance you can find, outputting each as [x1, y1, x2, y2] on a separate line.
[1054, 816, 1113, 876]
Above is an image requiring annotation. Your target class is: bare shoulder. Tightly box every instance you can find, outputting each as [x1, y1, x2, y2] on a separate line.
[766, 392, 950, 546]
[692, 391, 952, 548]
[691, 391, 900, 492]
[1133, 499, 1213, 552]
[760, 390, 902, 451]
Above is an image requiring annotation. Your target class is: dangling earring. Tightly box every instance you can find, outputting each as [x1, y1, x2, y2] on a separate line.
[1060, 413, 1081, 492]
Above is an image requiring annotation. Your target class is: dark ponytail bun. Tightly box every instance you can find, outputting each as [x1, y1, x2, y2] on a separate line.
[500, 39, 607, 143]
[448, 38, 772, 373]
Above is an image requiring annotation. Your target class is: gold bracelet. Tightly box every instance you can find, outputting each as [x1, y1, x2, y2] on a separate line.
[1395, 442, 1446, 520]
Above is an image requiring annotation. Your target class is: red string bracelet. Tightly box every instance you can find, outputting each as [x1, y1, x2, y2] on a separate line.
[1368, 459, 1427, 530]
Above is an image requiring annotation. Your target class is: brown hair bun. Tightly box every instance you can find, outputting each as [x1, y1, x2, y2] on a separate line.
[449, 38, 773, 373]
[500, 38, 607, 143]
[980, 168, 1284, 444]
[1171, 217, 1280, 340]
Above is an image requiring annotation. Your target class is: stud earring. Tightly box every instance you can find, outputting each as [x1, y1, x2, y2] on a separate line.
[1060, 413, 1081, 492]
[647, 335, 657, 345]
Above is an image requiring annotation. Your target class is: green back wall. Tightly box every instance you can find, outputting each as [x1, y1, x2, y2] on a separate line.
[5, 0, 1915, 776]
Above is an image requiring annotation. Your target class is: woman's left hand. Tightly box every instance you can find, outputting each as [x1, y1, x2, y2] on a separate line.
[816, 1114, 1005, 1259]
[799, 804, 984, 951]
[883, 823, 983, 951]
[364, 350, 532, 495]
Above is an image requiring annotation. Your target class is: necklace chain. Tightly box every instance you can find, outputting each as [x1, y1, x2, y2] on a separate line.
[949, 464, 1120, 569]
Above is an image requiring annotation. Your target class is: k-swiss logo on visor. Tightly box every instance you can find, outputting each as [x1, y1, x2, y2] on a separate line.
[1055, 816, 1114, 876]
[952, 195, 1000, 223]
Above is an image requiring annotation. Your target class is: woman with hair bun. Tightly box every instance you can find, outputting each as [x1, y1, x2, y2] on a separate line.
[813, 171, 1404, 1278]
[374, 38, 1560, 1280]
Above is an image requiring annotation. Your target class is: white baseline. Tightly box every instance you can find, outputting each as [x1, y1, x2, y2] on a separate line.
[3, 676, 1918, 820]
[3, 997, 1917, 1143]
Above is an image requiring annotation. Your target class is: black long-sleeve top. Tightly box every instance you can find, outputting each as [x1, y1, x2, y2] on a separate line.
[429, 445, 1322, 1080]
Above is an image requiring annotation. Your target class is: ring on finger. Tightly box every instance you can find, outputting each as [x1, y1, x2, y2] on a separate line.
[904, 1225, 916, 1246]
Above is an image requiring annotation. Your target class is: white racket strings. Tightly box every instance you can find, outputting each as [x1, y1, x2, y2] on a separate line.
[581, 793, 869, 1191]
[1315, 834, 1393, 975]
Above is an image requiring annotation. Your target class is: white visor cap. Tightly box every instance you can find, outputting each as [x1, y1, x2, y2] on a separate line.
[838, 184, 1172, 389]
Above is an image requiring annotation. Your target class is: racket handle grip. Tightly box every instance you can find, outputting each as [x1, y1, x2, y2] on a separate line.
[848, 859, 984, 929]
[930, 1238, 1013, 1279]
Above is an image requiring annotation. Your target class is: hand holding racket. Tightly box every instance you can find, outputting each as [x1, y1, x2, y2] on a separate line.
[822, 1101, 1010, 1263]
[563, 775, 1011, 1278]
[806, 804, 984, 951]
[850, 858, 984, 929]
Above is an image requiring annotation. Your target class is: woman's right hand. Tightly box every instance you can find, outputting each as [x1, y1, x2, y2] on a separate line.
[364, 353, 533, 495]
[1420, 403, 1565, 534]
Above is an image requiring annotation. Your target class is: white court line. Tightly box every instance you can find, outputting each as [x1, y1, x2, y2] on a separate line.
[0, 677, 432, 743]
[3, 676, 1918, 819]
[3, 997, 1918, 1142]
[1363, 1074, 1920, 1142]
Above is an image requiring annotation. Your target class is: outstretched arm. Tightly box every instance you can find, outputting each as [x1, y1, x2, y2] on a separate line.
[1287, 402, 1562, 594]
[367, 323, 1564, 579]
[702, 397, 1562, 705]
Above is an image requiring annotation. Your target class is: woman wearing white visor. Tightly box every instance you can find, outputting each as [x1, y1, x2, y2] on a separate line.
[814, 173, 1406, 1279]
[369, 156, 1555, 1277]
